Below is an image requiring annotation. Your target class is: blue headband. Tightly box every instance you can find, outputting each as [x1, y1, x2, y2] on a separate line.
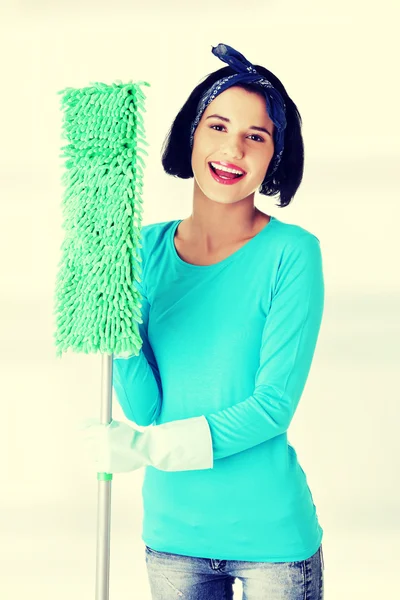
[189, 43, 287, 184]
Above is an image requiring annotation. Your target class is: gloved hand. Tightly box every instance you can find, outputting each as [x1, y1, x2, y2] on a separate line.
[78, 416, 213, 473]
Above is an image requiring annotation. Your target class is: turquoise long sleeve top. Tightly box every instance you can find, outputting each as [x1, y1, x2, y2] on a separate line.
[112, 216, 325, 562]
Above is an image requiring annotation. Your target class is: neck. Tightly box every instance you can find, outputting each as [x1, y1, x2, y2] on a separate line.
[187, 188, 261, 251]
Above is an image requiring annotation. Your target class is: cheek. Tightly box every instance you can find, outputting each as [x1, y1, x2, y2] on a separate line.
[191, 138, 214, 168]
[194, 131, 213, 153]
[251, 155, 274, 182]
[261, 148, 275, 169]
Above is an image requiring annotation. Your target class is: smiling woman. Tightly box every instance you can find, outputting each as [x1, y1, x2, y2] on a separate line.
[112, 43, 325, 600]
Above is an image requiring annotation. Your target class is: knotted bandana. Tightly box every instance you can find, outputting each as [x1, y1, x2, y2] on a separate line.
[189, 43, 287, 183]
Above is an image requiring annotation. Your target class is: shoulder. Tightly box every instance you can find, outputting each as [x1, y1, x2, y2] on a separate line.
[138, 219, 177, 250]
[136, 220, 178, 275]
[269, 218, 323, 283]
[271, 216, 321, 247]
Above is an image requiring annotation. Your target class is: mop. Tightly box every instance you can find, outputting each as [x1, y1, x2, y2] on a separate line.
[53, 79, 151, 600]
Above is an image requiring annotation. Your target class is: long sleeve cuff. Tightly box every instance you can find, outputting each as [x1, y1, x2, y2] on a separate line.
[113, 351, 136, 359]
[143, 416, 214, 472]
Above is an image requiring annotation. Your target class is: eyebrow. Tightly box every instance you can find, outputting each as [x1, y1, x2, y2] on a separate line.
[205, 113, 272, 136]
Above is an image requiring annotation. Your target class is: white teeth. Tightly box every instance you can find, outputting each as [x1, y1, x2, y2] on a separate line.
[210, 162, 244, 175]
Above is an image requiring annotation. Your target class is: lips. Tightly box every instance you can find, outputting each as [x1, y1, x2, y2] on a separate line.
[208, 162, 247, 186]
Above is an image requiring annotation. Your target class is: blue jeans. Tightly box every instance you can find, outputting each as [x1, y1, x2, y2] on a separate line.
[145, 544, 324, 599]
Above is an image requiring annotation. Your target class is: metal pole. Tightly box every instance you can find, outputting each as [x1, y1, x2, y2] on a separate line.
[95, 354, 114, 600]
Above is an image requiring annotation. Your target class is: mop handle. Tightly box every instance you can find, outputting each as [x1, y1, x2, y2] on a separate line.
[95, 354, 114, 600]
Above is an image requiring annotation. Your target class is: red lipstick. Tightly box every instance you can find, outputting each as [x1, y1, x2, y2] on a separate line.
[208, 162, 247, 186]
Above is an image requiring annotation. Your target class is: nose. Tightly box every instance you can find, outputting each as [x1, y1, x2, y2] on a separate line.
[220, 141, 244, 160]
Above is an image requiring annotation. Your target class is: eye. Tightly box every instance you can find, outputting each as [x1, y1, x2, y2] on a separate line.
[209, 124, 265, 143]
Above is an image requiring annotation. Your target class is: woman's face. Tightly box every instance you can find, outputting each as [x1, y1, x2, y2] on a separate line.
[191, 86, 275, 204]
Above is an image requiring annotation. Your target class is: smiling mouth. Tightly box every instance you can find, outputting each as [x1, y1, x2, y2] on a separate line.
[209, 163, 245, 179]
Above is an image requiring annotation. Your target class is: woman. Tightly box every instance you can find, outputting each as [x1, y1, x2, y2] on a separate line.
[83, 43, 325, 599]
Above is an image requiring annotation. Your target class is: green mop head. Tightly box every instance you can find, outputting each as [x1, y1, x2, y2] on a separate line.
[53, 80, 150, 359]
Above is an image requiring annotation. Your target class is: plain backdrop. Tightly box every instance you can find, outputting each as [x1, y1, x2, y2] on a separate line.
[1, 1, 399, 599]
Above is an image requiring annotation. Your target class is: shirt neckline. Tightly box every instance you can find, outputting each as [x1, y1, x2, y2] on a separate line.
[169, 215, 277, 269]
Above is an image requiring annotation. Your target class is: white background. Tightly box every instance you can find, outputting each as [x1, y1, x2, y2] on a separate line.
[1, 1, 399, 598]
